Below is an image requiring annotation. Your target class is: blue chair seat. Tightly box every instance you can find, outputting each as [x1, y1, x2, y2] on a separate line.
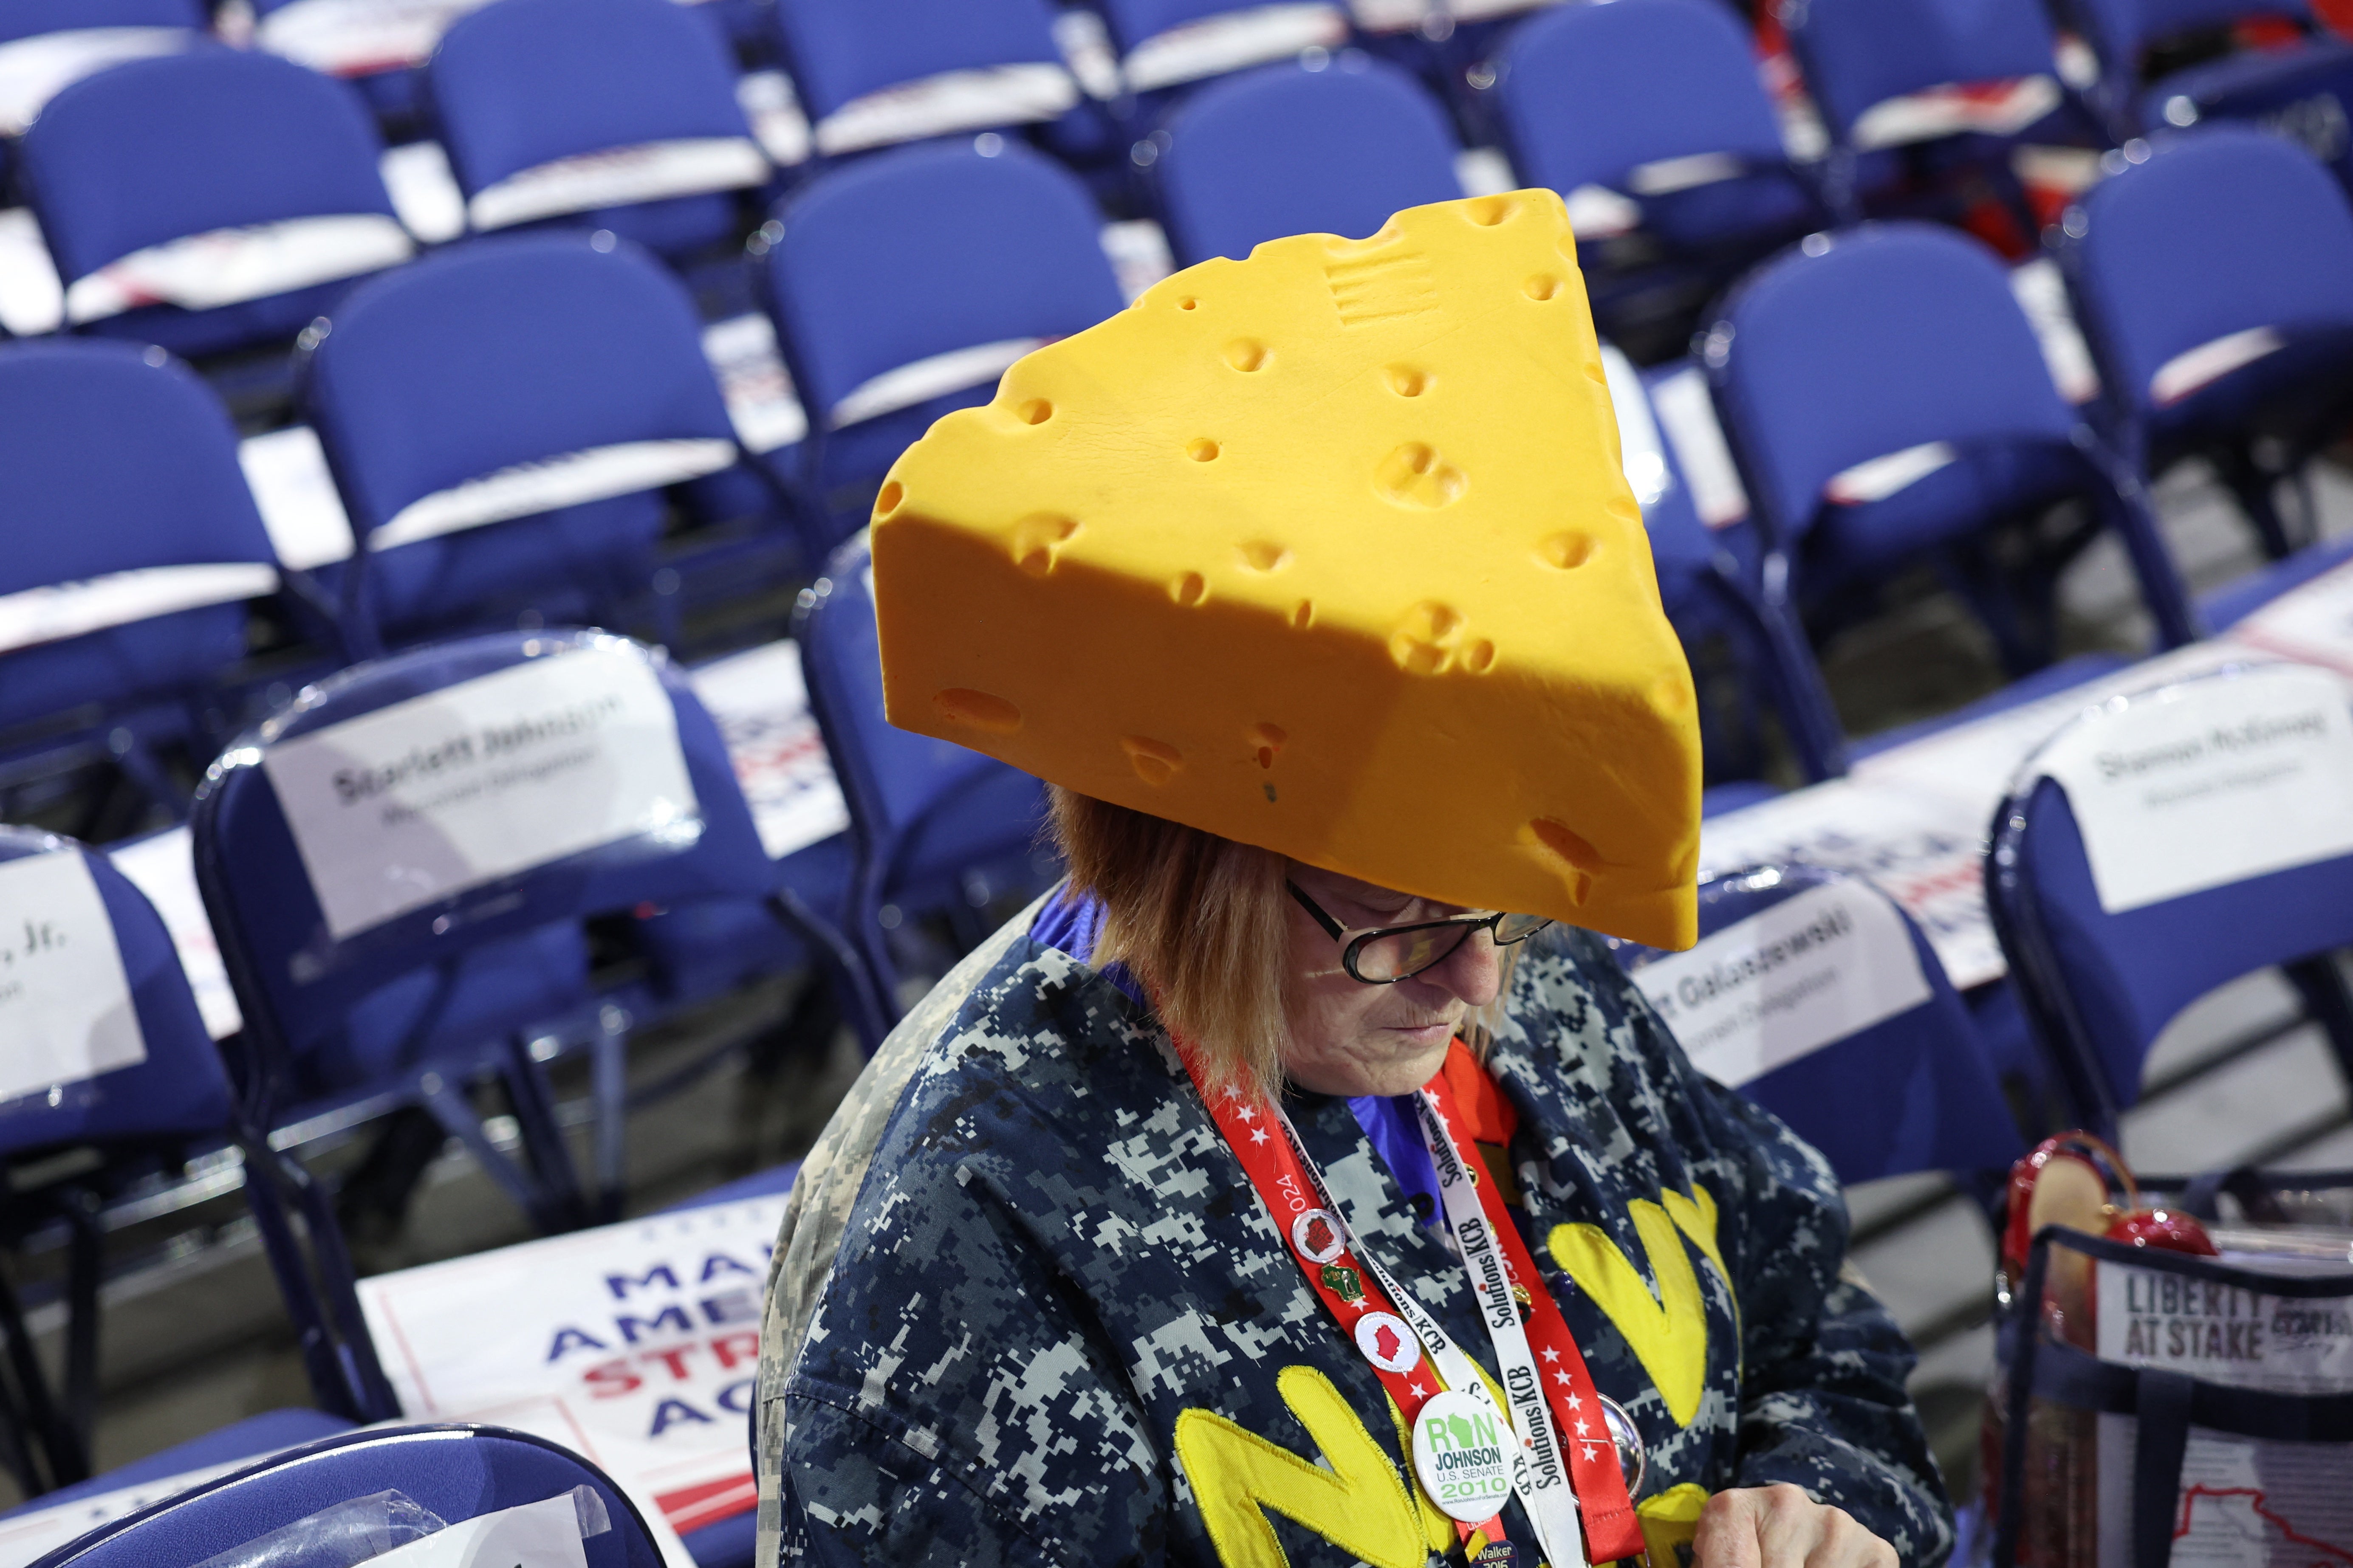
[1849, 651, 2135, 762]
[1805, 438, 2090, 589]
[2201, 533, 2353, 632]
[1700, 780, 1782, 817]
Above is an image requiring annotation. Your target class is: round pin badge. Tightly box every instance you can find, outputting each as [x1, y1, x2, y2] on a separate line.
[1290, 1208, 1346, 1265]
[1598, 1394, 1646, 1498]
[1410, 1389, 1518, 1524]
[1353, 1311, 1421, 1373]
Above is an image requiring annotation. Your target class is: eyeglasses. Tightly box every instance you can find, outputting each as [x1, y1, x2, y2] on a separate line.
[1287, 880, 1552, 985]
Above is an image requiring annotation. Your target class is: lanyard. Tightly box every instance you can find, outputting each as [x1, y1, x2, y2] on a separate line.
[1414, 1078, 1644, 1562]
[1182, 1046, 1646, 1566]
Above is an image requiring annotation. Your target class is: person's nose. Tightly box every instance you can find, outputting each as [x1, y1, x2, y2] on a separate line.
[1414, 926, 1502, 1010]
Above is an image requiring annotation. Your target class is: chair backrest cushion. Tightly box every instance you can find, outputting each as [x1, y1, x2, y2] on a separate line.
[302, 234, 735, 535]
[764, 140, 1124, 420]
[192, 631, 769, 1052]
[1710, 222, 2078, 541]
[0, 341, 275, 724]
[23, 48, 392, 283]
[0, 828, 232, 1158]
[2007, 668, 2353, 1109]
[1153, 56, 1461, 267]
[1496, 0, 1788, 194]
[0, 0, 204, 46]
[1790, 0, 2061, 139]
[772, 0, 1064, 120]
[42, 1424, 666, 1568]
[430, 0, 753, 196]
[2068, 126, 2353, 419]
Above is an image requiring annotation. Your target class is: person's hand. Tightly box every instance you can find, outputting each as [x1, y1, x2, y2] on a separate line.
[1691, 1483, 1898, 1568]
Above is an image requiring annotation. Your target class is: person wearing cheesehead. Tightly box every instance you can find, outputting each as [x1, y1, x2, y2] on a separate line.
[754, 189, 1950, 1568]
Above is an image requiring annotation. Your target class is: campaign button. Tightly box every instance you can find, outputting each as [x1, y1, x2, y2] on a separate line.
[1354, 1311, 1421, 1374]
[1291, 1207, 1346, 1264]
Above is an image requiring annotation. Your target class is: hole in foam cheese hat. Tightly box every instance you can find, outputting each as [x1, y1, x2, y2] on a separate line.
[870, 190, 1701, 950]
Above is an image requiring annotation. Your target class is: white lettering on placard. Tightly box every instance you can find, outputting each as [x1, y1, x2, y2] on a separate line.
[0, 851, 145, 1103]
[365, 1493, 586, 1568]
[265, 646, 698, 941]
[2030, 665, 2353, 913]
[359, 1195, 785, 1543]
[1632, 880, 1931, 1088]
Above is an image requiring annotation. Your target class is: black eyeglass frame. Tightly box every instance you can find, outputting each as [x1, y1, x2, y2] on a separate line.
[1285, 880, 1552, 985]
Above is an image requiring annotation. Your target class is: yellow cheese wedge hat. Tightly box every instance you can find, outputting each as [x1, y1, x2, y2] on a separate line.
[870, 189, 1701, 950]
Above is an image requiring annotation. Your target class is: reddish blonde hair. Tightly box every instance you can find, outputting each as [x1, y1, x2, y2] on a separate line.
[1048, 787, 1517, 1098]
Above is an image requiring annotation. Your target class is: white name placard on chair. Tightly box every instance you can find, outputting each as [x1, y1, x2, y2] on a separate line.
[359, 1194, 786, 1544]
[2032, 664, 2353, 914]
[1631, 879, 1932, 1088]
[265, 646, 698, 941]
[0, 850, 146, 1101]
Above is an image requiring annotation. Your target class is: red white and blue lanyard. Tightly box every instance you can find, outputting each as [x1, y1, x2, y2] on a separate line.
[1181, 1046, 1645, 1566]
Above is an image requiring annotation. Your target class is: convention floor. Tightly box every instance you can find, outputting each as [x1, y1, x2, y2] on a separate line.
[24, 456, 2353, 1512]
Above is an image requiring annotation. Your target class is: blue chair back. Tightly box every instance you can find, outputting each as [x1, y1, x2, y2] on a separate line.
[1097, 0, 1281, 51]
[23, 50, 392, 287]
[0, 0, 203, 44]
[1988, 666, 2353, 1130]
[1153, 56, 1462, 266]
[1623, 864, 2021, 1181]
[190, 631, 770, 1077]
[299, 234, 740, 649]
[1786, 0, 2062, 141]
[772, 0, 1065, 122]
[762, 138, 1123, 463]
[0, 341, 276, 733]
[1708, 223, 2080, 548]
[795, 535, 1051, 990]
[29, 1424, 668, 1568]
[0, 829, 232, 1159]
[1494, 0, 1789, 195]
[2077, 0, 2316, 60]
[430, 0, 754, 233]
[20, 50, 398, 355]
[2061, 127, 2353, 426]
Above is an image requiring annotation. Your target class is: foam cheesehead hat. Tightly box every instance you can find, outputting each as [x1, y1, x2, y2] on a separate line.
[870, 189, 1701, 950]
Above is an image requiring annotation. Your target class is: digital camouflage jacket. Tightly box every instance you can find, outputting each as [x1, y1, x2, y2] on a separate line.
[754, 906, 1953, 1568]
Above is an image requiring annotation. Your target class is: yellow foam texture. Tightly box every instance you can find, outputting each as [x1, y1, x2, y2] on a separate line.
[871, 189, 1700, 947]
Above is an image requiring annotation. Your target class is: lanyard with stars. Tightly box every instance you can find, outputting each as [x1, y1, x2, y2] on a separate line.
[1182, 1044, 1641, 1567]
[1417, 1069, 1644, 1564]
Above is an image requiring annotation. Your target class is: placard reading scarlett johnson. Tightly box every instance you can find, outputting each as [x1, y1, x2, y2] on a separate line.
[263, 645, 698, 941]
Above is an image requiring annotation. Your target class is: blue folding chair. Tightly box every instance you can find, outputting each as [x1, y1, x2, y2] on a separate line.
[299, 232, 779, 658]
[26, 1424, 669, 1568]
[2056, 126, 2353, 570]
[1493, 0, 1825, 361]
[759, 138, 1126, 552]
[429, 0, 766, 260]
[771, 0, 1092, 163]
[1615, 864, 2024, 1182]
[0, 826, 356, 1493]
[190, 631, 882, 1276]
[1782, 0, 2089, 226]
[2064, 0, 2353, 175]
[0, 0, 206, 152]
[1705, 222, 2199, 682]
[0, 0, 205, 47]
[1598, 345, 1849, 788]
[1150, 54, 1464, 267]
[795, 536, 1060, 1012]
[18, 49, 409, 363]
[1986, 665, 2353, 1137]
[0, 341, 282, 833]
